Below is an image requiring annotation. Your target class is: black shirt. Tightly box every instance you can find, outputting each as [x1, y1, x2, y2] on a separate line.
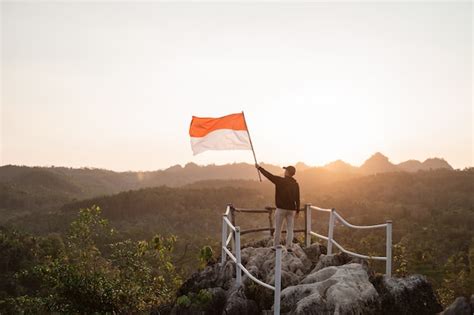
[258, 166, 300, 211]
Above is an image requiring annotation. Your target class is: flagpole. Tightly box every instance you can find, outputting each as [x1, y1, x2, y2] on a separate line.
[242, 111, 262, 182]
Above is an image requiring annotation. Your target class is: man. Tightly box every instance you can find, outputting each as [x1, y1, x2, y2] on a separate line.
[255, 164, 300, 251]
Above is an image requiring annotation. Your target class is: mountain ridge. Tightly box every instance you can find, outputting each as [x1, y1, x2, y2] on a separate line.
[0, 153, 455, 211]
[1, 152, 454, 179]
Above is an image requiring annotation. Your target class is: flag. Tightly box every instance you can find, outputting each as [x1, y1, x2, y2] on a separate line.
[189, 113, 252, 155]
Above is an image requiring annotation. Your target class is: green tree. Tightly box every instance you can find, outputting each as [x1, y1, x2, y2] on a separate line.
[0, 206, 181, 313]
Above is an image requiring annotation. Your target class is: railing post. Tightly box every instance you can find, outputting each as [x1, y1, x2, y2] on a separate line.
[327, 209, 335, 255]
[305, 204, 312, 248]
[235, 226, 242, 285]
[221, 214, 228, 265]
[230, 205, 236, 253]
[274, 245, 282, 315]
[268, 207, 274, 237]
[386, 220, 392, 277]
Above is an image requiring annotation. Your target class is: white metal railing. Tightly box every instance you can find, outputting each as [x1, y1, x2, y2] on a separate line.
[221, 204, 282, 315]
[305, 204, 392, 277]
[220, 203, 392, 315]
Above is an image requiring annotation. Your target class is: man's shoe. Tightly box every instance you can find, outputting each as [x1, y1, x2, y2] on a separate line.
[287, 248, 293, 253]
[271, 247, 276, 252]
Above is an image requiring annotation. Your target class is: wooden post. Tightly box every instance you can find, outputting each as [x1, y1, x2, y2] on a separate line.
[305, 204, 312, 248]
[268, 208, 274, 237]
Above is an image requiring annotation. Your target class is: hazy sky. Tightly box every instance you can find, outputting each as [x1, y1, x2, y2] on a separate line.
[1, 1, 472, 171]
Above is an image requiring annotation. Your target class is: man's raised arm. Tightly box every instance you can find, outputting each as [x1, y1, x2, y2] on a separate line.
[255, 164, 281, 184]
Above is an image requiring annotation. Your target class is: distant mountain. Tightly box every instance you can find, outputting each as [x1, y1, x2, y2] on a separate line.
[0, 153, 455, 213]
[11, 169, 81, 194]
[360, 152, 399, 174]
[323, 160, 359, 173]
[421, 158, 453, 171]
[358, 153, 454, 174]
[397, 158, 453, 172]
[397, 160, 423, 172]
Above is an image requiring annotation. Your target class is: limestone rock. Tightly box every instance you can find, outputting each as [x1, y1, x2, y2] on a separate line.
[441, 296, 472, 315]
[242, 237, 274, 249]
[241, 244, 312, 289]
[279, 263, 380, 314]
[177, 260, 235, 296]
[302, 243, 327, 265]
[223, 285, 259, 315]
[171, 239, 443, 315]
[370, 274, 443, 315]
[312, 252, 369, 273]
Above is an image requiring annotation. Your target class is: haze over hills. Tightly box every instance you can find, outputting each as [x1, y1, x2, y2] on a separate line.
[0, 152, 456, 220]
[0, 152, 455, 200]
[1, 152, 454, 181]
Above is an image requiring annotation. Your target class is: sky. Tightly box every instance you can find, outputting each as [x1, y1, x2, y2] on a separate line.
[1, 1, 472, 171]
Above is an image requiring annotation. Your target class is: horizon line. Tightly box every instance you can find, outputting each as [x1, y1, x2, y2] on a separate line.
[1, 154, 469, 173]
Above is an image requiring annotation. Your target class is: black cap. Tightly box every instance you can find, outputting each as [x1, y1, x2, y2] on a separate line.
[283, 165, 296, 176]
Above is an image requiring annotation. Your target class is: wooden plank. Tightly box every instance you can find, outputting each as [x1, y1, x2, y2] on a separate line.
[233, 209, 272, 213]
[240, 228, 272, 235]
[240, 228, 305, 235]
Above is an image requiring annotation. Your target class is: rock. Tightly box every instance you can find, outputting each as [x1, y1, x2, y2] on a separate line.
[302, 243, 327, 265]
[279, 263, 380, 314]
[177, 260, 235, 296]
[241, 244, 313, 290]
[223, 285, 259, 315]
[172, 239, 443, 315]
[370, 274, 443, 315]
[312, 251, 369, 273]
[441, 296, 472, 315]
[205, 287, 227, 314]
[242, 237, 274, 249]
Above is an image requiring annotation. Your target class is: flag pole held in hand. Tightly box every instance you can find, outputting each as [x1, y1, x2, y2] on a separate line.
[242, 111, 262, 182]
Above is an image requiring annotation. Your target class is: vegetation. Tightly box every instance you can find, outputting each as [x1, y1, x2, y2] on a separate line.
[0, 164, 472, 311]
[0, 206, 181, 313]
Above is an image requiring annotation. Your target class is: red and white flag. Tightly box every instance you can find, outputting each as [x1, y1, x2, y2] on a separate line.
[189, 113, 252, 155]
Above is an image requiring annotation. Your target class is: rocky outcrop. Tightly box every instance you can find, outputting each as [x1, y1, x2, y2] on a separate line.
[302, 243, 327, 264]
[177, 259, 236, 296]
[440, 296, 473, 315]
[312, 252, 368, 273]
[280, 263, 379, 314]
[170, 239, 442, 315]
[370, 274, 443, 315]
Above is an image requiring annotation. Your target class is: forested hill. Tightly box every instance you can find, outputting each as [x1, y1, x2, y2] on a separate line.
[1, 167, 473, 310]
[0, 152, 455, 208]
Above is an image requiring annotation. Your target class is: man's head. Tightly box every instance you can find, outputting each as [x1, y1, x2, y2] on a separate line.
[283, 166, 296, 177]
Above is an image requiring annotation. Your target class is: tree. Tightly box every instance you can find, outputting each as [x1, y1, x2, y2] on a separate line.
[0, 206, 181, 313]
